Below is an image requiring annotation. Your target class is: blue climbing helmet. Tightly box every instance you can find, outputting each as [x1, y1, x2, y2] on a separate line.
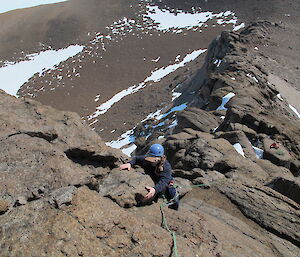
[148, 143, 164, 157]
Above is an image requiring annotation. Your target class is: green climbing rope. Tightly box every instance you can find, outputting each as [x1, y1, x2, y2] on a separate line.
[160, 203, 179, 257]
[159, 181, 220, 257]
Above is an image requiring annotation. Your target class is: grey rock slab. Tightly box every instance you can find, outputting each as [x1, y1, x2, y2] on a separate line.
[218, 181, 300, 247]
[98, 168, 154, 208]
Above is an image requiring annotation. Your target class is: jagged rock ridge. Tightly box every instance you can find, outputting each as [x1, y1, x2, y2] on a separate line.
[0, 22, 300, 257]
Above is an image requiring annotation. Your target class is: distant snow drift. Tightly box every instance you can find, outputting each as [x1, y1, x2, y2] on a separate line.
[289, 104, 300, 119]
[144, 6, 243, 32]
[88, 49, 206, 120]
[0, 45, 84, 96]
[0, 0, 68, 14]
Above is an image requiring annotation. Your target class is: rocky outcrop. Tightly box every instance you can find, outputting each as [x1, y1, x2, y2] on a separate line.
[263, 138, 292, 168]
[165, 128, 271, 182]
[0, 187, 174, 257]
[175, 107, 221, 133]
[218, 181, 300, 247]
[267, 176, 300, 204]
[0, 90, 122, 209]
[177, 22, 300, 172]
[98, 168, 154, 208]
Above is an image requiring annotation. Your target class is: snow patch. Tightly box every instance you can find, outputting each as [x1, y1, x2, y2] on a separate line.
[152, 57, 161, 62]
[247, 73, 259, 83]
[121, 144, 137, 157]
[106, 129, 135, 149]
[289, 104, 300, 119]
[233, 143, 245, 157]
[0, 45, 84, 96]
[214, 59, 222, 67]
[169, 119, 178, 128]
[144, 6, 239, 33]
[94, 94, 101, 102]
[145, 49, 206, 83]
[276, 94, 283, 101]
[233, 22, 245, 31]
[157, 103, 188, 120]
[141, 110, 163, 122]
[216, 92, 235, 111]
[252, 146, 264, 159]
[172, 92, 182, 101]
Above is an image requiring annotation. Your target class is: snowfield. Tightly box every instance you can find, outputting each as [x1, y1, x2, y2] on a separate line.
[0, 45, 84, 96]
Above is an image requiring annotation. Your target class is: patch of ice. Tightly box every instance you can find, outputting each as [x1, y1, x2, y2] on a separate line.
[233, 143, 245, 157]
[216, 92, 235, 111]
[94, 94, 101, 102]
[252, 146, 264, 159]
[0, 0, 68, 14]
[212, 126, 219, 133]
[247, 73, 259, 83]
[141, 110, 163, 122]
[289, 104, 300, 119]
[233, 22, 245, 31]
[88, 119, 98, 127]
[152, 57, 161, 62]
[121, 144, 137, 157]
[276, 94, 283, 101]
[172, 92, 182, 101]
[158, 136, 165, 140]
[214, 59, 222, 67]
[169, 119, 178, 128]
[157, 103, 188, 120]
[0, 45, 84, 96]
[106, 129, 135, 149]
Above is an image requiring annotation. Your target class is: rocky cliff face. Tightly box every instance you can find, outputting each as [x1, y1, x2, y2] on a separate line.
[1, 22, 300, 257]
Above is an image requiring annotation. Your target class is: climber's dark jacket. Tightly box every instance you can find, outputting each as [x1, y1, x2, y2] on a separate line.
[129, 155, 173, 194]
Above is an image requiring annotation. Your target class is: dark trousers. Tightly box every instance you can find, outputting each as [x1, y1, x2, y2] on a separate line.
[164, 185, 179, 210]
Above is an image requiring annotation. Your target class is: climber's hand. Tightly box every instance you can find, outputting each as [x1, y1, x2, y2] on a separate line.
[119, 163, 131, 171]
[144, 186, 155, 200]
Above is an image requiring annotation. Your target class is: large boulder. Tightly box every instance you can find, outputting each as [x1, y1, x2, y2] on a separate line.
[176, 107, 221, 133]
[98, 168, 154, 208]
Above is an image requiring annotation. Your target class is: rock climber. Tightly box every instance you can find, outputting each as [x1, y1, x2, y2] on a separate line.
[119, 143, 179, 210]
